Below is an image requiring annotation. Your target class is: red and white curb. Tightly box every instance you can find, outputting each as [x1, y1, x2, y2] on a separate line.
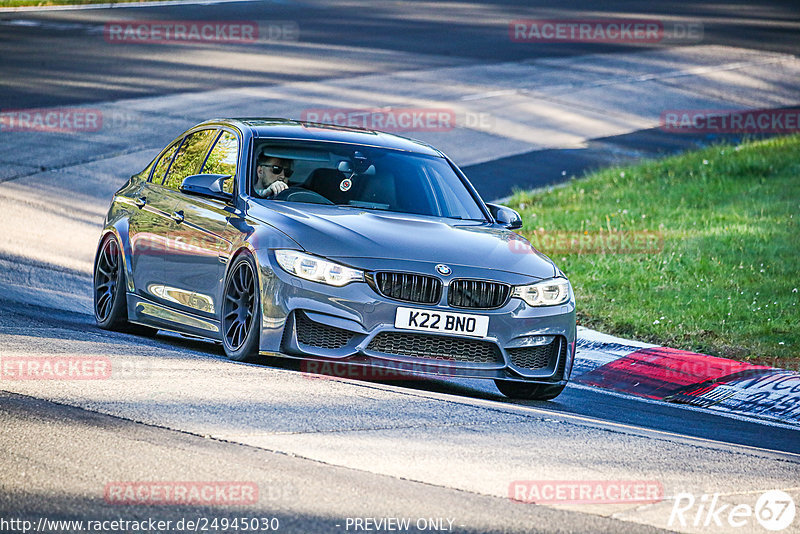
[574, 327, 800, 426]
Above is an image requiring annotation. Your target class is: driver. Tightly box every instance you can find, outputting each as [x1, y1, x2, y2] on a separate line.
[254, 155, 293, 197]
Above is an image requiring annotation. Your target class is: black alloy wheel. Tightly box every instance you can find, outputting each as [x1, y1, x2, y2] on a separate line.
[94, 235, 126, 329]
[222, 254, 260, 361]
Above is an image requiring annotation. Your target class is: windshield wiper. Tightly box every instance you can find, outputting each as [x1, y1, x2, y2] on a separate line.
[445, 216, 486, 221]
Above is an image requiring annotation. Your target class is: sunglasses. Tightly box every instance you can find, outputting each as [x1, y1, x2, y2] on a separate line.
[260, 164, 293, 178]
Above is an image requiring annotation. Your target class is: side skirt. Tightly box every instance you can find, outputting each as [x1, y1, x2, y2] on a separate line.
[127, 293, 222, 341]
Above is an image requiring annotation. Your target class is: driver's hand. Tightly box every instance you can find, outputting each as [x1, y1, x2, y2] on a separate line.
[267, 180, 288, 196]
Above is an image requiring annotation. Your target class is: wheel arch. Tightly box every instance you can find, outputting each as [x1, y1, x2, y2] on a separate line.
[220, 243, 262, 322]
[96, 220, 133, 293]
[223, 222, 299, 351]
[224, 243, 259, 288]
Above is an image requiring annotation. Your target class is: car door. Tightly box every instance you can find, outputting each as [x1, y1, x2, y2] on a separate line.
[127, 138, 182, 303]
[162, 128, 241, 320]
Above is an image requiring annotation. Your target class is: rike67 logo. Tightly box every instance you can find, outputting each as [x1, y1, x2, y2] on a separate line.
[669, 490, 796, 531]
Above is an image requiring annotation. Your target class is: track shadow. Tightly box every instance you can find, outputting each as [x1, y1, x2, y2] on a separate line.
[465, 126, 781, 201]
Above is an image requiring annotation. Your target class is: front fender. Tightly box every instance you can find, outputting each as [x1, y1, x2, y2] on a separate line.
[96, 211, 133, 293]
[225, 225, 299, 353]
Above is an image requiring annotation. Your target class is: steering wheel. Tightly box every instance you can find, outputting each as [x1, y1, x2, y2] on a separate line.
[272, 186, 334, 205]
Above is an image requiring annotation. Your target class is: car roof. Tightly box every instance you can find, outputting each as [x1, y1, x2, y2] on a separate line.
[205, 118, 444, 157]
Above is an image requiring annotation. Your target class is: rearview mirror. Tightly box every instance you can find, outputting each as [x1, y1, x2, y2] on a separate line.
[180, 174, 232, 202]
[338, 159, 376, 176]
[486, 203, 523, 230]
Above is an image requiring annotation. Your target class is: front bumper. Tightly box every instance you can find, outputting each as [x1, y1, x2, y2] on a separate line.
[257, 257, 576, 384]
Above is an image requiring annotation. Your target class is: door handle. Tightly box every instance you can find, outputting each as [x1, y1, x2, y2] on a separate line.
[171, 210, 184, 223]
[134, 196, 147, 209]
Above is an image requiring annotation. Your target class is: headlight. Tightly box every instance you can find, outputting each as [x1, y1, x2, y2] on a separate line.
[274, 250, 364, 287]
[512, 277, 571, 306]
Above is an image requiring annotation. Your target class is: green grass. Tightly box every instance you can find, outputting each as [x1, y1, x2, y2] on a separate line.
[507, 135, 800, 369]
[0, 0, 178, 7]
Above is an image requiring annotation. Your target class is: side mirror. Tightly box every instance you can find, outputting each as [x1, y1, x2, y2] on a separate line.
[486, 203, 523, 230]
[180, 174, 232, 202]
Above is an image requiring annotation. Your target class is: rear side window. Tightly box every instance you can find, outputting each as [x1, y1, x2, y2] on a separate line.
[202, 131, 239, 194]
[163, 129, 217, 190]
[150, 141, 180, 184]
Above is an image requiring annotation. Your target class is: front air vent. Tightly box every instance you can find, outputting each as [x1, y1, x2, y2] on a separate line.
[507, 336, 566, 371]
[367, 332, 503, 364]
[294, 311, 355, 349]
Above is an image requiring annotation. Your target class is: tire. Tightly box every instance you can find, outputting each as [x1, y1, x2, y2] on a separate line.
[94, 234, 159, 336]
[221, 253, 261, 361]
[94, 234, 130, 331]
[494, 379, 566, 401]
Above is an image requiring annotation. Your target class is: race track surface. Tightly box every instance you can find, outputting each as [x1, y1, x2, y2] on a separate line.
[1, 2, 799, 532]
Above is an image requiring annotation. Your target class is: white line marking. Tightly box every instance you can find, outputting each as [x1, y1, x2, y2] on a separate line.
[460, 89, 521, 101]
[272, 367, 800, 458]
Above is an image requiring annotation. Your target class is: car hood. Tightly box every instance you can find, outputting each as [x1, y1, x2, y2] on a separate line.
[247, 201, 557, 280]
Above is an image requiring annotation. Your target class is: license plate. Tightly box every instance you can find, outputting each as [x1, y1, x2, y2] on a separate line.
[395, 307, 489, 338]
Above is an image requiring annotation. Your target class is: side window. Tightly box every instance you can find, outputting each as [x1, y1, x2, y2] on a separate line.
[202, 131, 239, 194]
[163, 129, 217, 190]
[150, 141, 180, 184]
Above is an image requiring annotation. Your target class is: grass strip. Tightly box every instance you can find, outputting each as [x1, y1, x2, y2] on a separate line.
[506, 135, 799, 369]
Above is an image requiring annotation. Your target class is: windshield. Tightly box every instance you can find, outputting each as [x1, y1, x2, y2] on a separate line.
[251, 140, 487, 221]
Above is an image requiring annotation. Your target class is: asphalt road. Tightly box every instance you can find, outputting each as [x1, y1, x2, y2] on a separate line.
[1, 1, 800, 533]
[0, 263, 799, 533]
[1, 393, 671, 534]
[1, 0, 799, 109]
